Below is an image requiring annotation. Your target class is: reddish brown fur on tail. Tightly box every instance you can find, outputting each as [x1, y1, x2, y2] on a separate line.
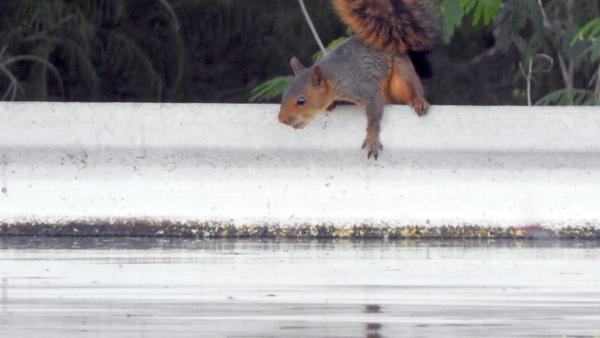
[331, 0, 440, 52]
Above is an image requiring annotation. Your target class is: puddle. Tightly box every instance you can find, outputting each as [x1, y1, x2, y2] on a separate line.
[1, 238, 600, 337]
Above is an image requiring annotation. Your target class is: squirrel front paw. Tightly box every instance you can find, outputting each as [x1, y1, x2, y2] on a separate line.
[362, 137, 383, 160]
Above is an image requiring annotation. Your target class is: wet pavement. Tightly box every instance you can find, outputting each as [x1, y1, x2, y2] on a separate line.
[1, 237, 600, 337]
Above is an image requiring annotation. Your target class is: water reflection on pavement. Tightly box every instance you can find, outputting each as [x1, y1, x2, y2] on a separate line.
[1, 237, 600, 337]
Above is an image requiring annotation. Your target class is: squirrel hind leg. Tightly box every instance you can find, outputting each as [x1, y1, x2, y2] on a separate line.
[388, 55, 430, 116]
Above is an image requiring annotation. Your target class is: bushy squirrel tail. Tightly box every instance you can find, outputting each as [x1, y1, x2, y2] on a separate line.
[331, 0, 441, 53]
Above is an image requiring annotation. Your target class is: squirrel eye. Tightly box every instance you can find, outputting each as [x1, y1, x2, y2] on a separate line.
[296, 96, 307, 106]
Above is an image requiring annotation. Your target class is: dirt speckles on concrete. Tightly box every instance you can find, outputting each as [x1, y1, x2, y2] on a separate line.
[1, 221, 599, 239]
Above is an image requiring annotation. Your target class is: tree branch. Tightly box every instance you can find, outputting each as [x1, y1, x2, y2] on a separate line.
[2, 55, 65, 100]
[0, 63, 24, 101]
[22, 15, 76, 44]
[452, 46, 501, 78]
[298, 0, 326, 55]
[158, 0, 180, 31]
[594, 54, 600, 105]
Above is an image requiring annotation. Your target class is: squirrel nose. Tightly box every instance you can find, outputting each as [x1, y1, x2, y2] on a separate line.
[279, 113, 303, 128]
[278, 113, 291, 125]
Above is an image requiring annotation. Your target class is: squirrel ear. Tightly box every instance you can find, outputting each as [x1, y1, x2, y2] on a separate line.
[290, 57, 306, 77]
[310, 66, 327, 88]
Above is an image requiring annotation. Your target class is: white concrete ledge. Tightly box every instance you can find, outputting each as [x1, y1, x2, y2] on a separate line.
[1, 102, 599, 231]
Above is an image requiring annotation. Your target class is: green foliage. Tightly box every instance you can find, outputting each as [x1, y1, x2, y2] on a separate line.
[438, 0, 599, 106]
[1, 0, 598, 106]
[437, 0, 464, 43]
[0, 0, 346, 103]
[175, 0, 343, 103]
[535, 89, 597, 106]
[575, 18, 600, 41]
[436, 0, 501, 43]
[572, 18, 600, 64]
[0, 54, 64, 101]
[250, 76, 293, 102]
[493, 0, 544, 57]
[469, 0, 501, 25]
[0, 0, 184, 101]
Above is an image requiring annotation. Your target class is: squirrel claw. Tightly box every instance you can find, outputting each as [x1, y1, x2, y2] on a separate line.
[412, 97, 430, 117]
[362, 139, 383, 160]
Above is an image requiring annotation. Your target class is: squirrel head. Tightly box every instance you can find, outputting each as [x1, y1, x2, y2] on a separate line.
[278, 57, 334, 129]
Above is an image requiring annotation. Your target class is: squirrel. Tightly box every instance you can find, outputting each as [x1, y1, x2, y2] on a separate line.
[278, 0, 441, 160]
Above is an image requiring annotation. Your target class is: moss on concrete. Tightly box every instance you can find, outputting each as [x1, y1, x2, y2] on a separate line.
[1, 221, 599, 239]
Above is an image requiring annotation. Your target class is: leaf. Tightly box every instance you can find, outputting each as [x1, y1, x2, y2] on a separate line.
[104, 30, 164, 101]
[561, 25, 590, 66]
[512, 35, 527, 53]
[589, 68, 599, 88]
[535, 89, 597, 106]
[439, 0, 464, 43]
[571, 17, 600, 44]
[2, 54, 65, 97]
[249, 76, 293, 102]
[579, 39, 600, 64]
[493, 0, 544, 58]
[460, 0, 476, 13]
[471, 0, 501, 26]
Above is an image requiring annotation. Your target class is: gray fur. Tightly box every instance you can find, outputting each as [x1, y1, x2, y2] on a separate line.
[281, 36, 392, 108]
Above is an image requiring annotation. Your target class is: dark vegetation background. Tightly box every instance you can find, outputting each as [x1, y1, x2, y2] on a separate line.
[0, 0, 598, 105]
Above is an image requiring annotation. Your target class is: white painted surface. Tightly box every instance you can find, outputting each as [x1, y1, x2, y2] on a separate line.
[0, 102, 599, 227]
